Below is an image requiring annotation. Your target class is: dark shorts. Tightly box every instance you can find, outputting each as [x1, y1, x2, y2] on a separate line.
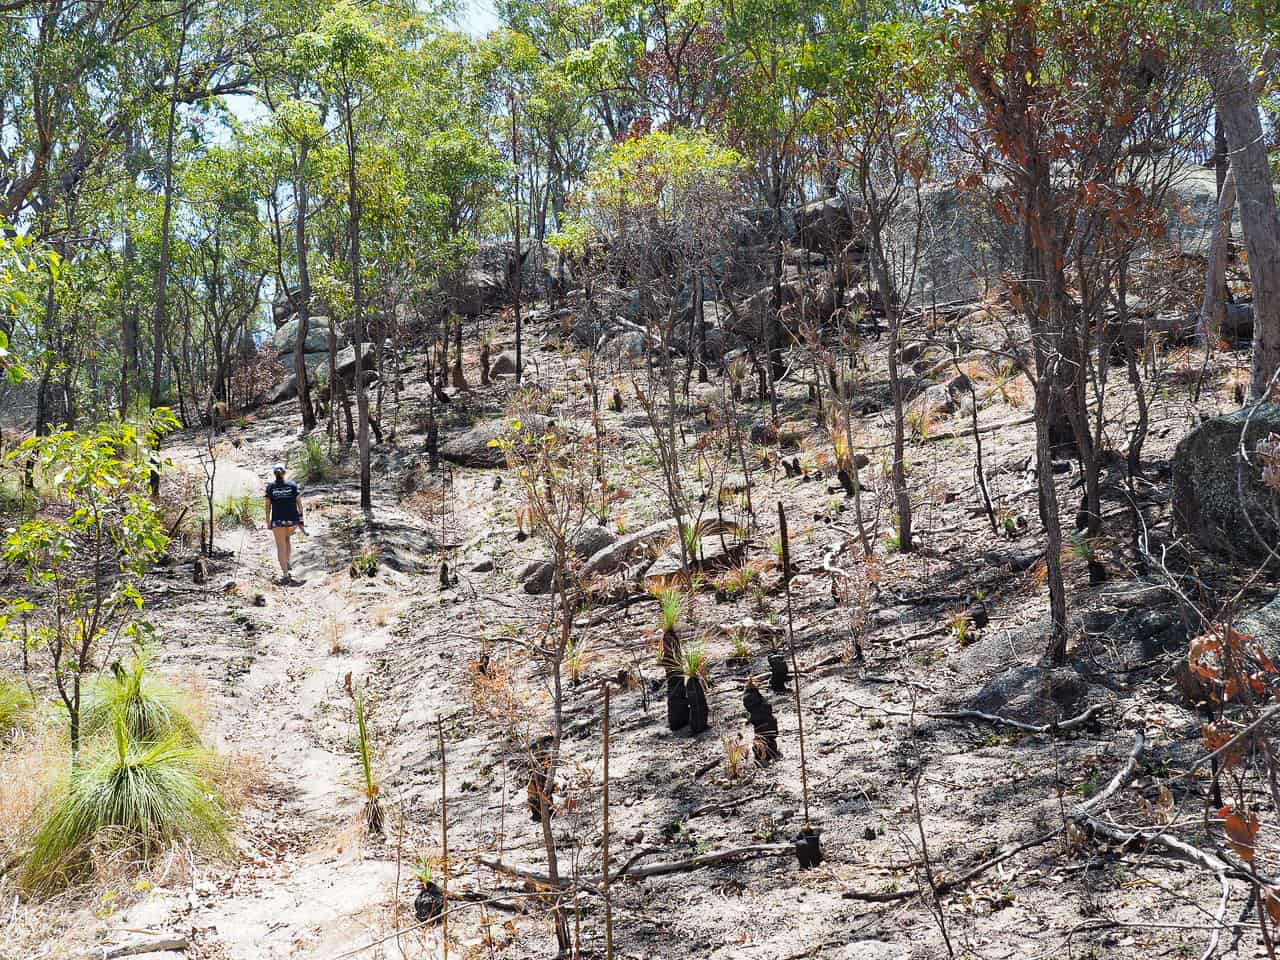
[271, 519, 301, 530]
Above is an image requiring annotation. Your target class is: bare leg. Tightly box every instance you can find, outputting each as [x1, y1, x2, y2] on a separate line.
[283, 526, 294, 572]
[273, 527, 291, 578]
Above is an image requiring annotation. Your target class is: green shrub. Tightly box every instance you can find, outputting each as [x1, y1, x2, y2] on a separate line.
[21, 714, 229, 893]
[81, 657, 199, 745]
[352, 685, 383, 835]
[216, 493, 258, 528]
[654, 586, 687, 633]
[0, 679, 33, 738]
[291, 436, 331, 484]
[680, 644, 710, 681]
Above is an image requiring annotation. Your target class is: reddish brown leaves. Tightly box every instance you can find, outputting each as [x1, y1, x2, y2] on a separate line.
[1202, 722, 1246, 769]
[1220, 805, 1259, 863]
[1188, 624, 1277, 704]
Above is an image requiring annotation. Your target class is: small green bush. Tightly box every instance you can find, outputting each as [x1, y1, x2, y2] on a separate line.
[655, 586, 687, 633]
[291, 435, 331, 484]
[21, 714, 229, 893]
[352, 684, 383, 835]
[216, 493, 258, 528]
[0, 679, 34, 738]
[81, 657, 199, 745]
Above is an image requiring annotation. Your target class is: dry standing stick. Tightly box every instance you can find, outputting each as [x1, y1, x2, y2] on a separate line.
[438, 717, 448, 960]
[395, 804, 405, 955]
[603, 683, 614, 960]
[778, 501, 811, 825]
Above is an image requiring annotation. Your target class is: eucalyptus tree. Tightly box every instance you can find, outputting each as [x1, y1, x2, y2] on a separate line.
[948, 0, 1207, 664]
[817, 16, 946, 554]
[1189, 1, 1280, 396]
[295, 0, 395, 512]
[171, 141, 271, 419]
[720, 0, 831, 415]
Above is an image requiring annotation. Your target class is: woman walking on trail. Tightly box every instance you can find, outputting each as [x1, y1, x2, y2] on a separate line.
[265, 464, 307, 583]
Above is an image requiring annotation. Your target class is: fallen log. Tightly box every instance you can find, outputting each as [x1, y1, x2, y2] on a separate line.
[840, 695, 1109, 734]
[479, 842, 793, 889]
[86, 935, 188, 959]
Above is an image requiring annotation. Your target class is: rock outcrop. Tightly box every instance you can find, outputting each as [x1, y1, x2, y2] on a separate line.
[439, 414, 556, 469]
[1172, 403, 1280, 561]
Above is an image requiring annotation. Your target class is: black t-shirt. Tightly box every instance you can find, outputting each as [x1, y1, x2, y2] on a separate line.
[265, 480, 301, 523]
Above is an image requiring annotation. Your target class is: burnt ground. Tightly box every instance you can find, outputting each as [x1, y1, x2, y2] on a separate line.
[1, 301, 1267, 960]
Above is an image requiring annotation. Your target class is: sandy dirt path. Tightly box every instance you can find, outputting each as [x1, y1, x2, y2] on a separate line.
[120, 441, 429, 960]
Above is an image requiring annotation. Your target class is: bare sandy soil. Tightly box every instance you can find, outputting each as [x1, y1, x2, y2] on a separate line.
[2, 305, 1266, 960]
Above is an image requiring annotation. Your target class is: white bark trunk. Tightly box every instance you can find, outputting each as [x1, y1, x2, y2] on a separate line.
[1199, 165, 1236, 345]
[1204, 41, 1280, 396]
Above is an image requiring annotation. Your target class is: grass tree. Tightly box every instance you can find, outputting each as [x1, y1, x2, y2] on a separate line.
[21, 710, 229, 893]
[0, 410, 177, 757]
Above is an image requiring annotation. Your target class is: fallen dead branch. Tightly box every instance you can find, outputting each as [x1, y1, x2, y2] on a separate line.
[85, 935, 188, 959]
[843, 731, 1140, 904]
[842, 827, 1062, 903]
[479, 842, 793, 889]
[840, 695, 1109, 734]
[864, 412, 1036, 450]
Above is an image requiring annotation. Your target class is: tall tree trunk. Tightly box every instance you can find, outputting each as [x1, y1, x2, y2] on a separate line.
[1200, 165, 1236, 345]
[1205, 41, 1280, 396]
[869, 220, 912, 551]
[120, 133, 139, 418]
[149, 15, 189, 409]
[343, 90, 372, 512]
[510, 97, 524, 384]
[294, 143, 317, 432]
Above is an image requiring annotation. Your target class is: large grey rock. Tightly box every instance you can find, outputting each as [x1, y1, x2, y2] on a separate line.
[968, 665, 1092, 725]
[582, 518, 681, 576]
[273, 291, 300, 324]
[314, 344, 376, 388]
[907, 372, 972, 421]
[467, 552, 495, 573]
[795, 196, 864, 254]
[571, 524, 616, 560]
[600, 329, 650, 361]
[448, 266, 507, 317]
[643, 537, 748, 587]
[490, 350, 517, 376]
[1236, 596, 1280, 663]
[439, 414, 556, 469]
[518, 560, 556, 595]
[280, 350, 329, 377]
[1172, 403, 1280, 561]
[267, 376, 299, 404]
[273, 316, 337, 355]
